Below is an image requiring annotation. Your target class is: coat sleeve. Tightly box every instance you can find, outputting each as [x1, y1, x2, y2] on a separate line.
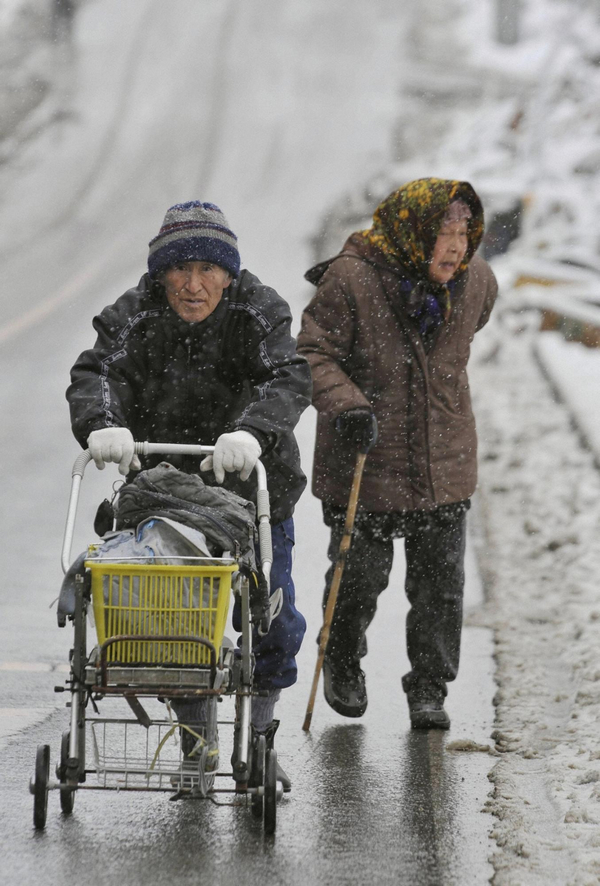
[297, 266, 371, 419]
[233, 288, 312, 448]
[66, 300, 147, 447]
[475, 262, 499, 332]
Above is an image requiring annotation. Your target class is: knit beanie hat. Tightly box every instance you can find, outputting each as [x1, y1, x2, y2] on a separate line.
[148, 201, 240, 279]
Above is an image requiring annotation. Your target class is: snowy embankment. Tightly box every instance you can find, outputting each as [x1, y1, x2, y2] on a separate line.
[471, 315, 600, 885]
[535, 332, 600, 470]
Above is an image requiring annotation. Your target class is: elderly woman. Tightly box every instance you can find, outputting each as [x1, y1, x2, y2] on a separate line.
[298, 178, 498, 729]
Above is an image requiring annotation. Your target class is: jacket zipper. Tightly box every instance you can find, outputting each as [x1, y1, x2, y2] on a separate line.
[377, 269, 436, 503]
[184, 338, 194, 442]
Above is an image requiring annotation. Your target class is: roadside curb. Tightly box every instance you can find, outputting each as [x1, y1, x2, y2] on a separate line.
[532, 333, 600, 472]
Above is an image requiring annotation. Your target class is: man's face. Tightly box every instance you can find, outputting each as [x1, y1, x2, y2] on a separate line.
[163, 261, 233, 323]
[428, 219, 469, 284]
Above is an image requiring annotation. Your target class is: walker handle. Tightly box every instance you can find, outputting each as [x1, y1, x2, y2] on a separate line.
[61, 442, 272, 578]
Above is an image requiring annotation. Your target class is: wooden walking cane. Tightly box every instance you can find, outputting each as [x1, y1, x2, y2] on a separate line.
[302, 451, 368, 732]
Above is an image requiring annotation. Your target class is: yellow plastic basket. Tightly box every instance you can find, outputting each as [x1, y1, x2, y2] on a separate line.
[86, 560, 237, 666]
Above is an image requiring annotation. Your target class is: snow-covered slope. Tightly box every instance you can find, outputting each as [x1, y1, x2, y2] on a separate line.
[470, 315, 600, 885]
[319, 0, 600, 284]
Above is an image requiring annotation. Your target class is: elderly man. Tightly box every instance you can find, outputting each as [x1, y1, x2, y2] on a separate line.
[67, 201, 311, 755]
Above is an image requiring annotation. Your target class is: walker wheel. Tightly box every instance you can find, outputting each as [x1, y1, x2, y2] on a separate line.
[59, 730, 75, 814]
[33, 744, 50, 830]
[263, 748, 277, 835]
[251, 734, 266, 819]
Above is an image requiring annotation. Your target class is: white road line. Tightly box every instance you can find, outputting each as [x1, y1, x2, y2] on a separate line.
[0, 254, 111, 346]
[0, 662, 70, 672]
[0, 707, 60, 749]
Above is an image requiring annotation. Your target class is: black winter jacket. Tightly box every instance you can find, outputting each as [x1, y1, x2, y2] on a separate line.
[67, 270, 312, 523]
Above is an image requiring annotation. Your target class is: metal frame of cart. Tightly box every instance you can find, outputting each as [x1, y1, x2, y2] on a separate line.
[30, 442, 282, 834]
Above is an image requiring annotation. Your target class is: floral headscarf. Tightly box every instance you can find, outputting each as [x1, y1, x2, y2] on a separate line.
[359, 178, 485, 334]
[360, 178, 484, 282]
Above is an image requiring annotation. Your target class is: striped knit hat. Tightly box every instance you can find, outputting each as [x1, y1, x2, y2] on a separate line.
[148, 201, 240, 279]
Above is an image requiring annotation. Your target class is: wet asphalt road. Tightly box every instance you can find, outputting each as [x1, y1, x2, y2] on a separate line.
[2, 679, 495, 886]
[10, 723, 489, 886]
[0, 2, 496, 883]
[0, 544, 495, 886]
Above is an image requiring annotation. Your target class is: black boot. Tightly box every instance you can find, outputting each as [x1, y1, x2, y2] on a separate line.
[322, 658, 367, 718]
[406, 680, 450, 730]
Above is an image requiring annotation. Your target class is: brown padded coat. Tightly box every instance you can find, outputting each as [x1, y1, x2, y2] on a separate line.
[297, 238, 498, 512]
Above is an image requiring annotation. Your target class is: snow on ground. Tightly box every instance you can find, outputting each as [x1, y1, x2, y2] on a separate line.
[408, 6, 600, 874]
[331, 0, 600, 280]
[314, 3, 600, 874]
[535, 331, 600, 467]
[470, 312, 600, 885]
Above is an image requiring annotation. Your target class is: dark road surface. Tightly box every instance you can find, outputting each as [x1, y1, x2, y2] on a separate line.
[2, 677, 493, 886]
[1, 550, 495, 886]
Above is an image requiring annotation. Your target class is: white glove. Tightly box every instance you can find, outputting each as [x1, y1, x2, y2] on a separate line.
[200, 430, 261, 484]
[87, 427, 142, 476]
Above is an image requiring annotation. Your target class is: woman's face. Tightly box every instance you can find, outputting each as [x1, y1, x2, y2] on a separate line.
[163, 261, 232, 323]
[428, 219, 469, 284]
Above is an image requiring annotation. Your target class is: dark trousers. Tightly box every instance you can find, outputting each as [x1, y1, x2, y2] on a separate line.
[174, 519, 306, 725]
[232, 518, 306, 691]
[322, 502, 469, 697]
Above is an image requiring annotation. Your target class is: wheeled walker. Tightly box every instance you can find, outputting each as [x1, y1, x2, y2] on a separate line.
[31, 442, 283, 834]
